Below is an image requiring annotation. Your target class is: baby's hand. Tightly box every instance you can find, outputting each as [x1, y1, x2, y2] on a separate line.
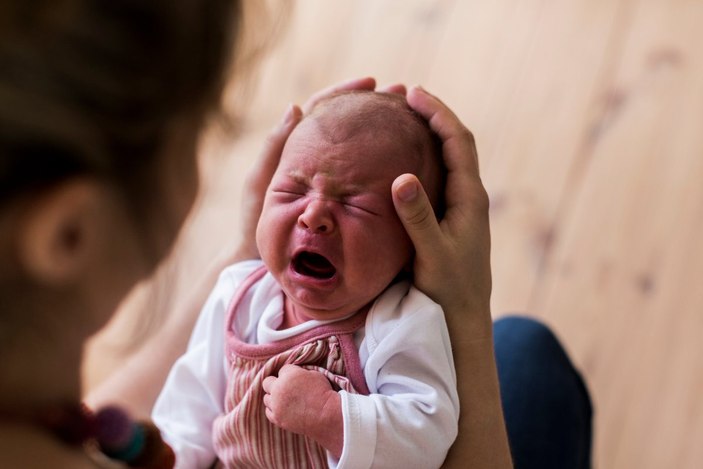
[262, 364, 343, 458]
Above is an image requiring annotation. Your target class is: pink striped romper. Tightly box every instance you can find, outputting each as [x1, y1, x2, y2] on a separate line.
[212, 266, 371, 468]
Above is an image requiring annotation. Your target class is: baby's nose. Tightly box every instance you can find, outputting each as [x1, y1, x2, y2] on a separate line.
[298, 200, 335, 233]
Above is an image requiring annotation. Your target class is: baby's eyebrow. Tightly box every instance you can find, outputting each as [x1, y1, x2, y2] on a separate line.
[283, 171, 309, 185]
[283, 170, 368, 197]
[340, 186, 366, 197]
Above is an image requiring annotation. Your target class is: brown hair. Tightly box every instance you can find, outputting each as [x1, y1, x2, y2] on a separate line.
[0, 0, 241, 207]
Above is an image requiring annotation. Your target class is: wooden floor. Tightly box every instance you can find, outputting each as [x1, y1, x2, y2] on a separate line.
[85, 1, 703, 467]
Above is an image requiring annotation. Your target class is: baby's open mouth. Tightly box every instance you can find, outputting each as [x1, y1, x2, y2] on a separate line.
[293, 251, 336, 279]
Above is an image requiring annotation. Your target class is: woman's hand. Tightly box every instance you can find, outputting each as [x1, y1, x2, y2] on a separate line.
[394, 87, 511, 468]
[231, 102, 302, 261]
[392, 86, 492, 334]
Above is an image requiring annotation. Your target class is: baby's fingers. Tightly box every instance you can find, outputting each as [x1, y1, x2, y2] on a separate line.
[262, 375, 277, 394]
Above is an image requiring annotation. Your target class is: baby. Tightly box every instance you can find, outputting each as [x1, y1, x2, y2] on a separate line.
[153, 91, 459, 468]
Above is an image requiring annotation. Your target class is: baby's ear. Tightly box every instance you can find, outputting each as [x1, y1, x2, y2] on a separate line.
[16, 179, 107, 285]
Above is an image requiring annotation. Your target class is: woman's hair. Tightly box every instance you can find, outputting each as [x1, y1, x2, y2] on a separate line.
[0, 0, 242, 207]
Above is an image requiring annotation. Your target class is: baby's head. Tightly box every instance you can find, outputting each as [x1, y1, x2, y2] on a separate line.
[305, 91, 444, 214]
[256, 91, 443, 322]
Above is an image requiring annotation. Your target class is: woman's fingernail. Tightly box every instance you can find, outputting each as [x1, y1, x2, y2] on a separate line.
[283, 103, 296, 125]
[396, 179, 418, 202]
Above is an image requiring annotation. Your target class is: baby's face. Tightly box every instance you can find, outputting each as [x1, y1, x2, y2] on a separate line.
[256, 116, 419, 322]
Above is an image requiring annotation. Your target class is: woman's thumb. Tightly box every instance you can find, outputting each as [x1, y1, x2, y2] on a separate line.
[392, 174, 442, 252]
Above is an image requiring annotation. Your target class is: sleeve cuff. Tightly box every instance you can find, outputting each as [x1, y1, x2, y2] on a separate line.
[328, 391, 376, 469]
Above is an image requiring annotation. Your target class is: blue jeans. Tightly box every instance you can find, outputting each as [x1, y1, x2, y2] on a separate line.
[494, 316, 593, 469]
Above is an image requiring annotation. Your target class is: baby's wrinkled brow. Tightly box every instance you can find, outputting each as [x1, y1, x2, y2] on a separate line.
[283, 170, 366, 198]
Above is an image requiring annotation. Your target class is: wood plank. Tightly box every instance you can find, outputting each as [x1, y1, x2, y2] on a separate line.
[243, 0, 459, 131]
[531, 0, 703, 466]
[426, 0, 629, 317]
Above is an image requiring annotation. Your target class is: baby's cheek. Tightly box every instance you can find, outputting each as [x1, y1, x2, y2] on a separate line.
[381, 218, 413, 252]
[257, 216, 285, 266]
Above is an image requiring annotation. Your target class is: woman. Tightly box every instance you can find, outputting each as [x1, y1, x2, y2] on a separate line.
[0, 1, 590, 467]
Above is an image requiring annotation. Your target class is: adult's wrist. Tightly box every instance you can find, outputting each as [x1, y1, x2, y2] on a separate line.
[443, 300, 494, 343]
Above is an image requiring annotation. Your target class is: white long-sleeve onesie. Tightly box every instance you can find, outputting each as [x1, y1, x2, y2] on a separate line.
[153, 260, 459, 468]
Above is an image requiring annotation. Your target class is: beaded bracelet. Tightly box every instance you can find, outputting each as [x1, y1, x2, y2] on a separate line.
[38, 402, 175, 468]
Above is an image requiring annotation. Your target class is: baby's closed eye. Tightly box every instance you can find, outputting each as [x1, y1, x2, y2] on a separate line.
[271, 182, 307, 200]
[342, 196, 382, 216]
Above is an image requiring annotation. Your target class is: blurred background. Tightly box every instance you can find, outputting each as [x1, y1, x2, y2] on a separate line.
[85, 1, 703, 467]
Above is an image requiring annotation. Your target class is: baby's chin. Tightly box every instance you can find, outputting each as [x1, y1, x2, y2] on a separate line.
[282, 290, 368, 323]
[288, 299, 358, 322]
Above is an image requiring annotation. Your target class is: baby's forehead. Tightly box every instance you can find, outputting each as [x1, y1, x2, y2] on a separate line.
[282, 124, 418, 181]
[309, 92, 419, 138]
[302, 92, 429, 159]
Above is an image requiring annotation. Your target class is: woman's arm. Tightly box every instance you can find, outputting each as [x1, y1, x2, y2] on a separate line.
[393, 86, 513, 468]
